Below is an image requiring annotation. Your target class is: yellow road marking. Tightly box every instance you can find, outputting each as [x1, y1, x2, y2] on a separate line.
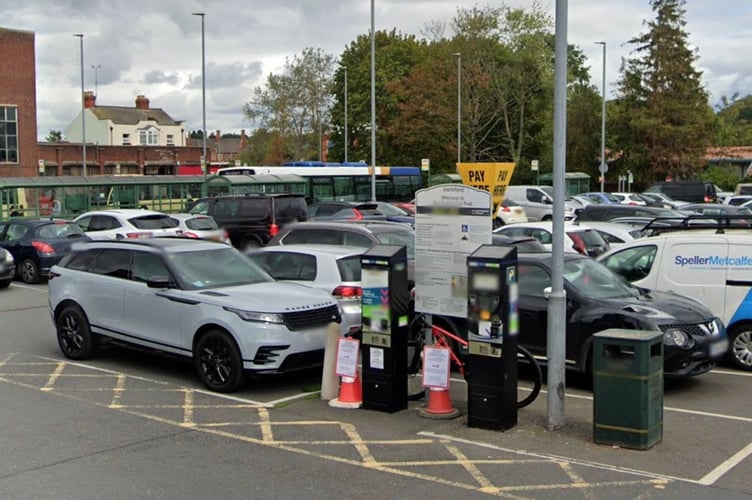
[258, 407, 274, 442]
[41, 361, 65, 391]
[109, 374, 126, 408]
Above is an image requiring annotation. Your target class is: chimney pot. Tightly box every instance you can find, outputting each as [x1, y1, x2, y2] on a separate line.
[135, 95, 150, 110]
[83, 91, 96, 108]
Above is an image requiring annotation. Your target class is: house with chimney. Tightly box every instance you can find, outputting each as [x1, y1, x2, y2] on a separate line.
[188, 129, 251, 169]
[65, 93, 185, 147]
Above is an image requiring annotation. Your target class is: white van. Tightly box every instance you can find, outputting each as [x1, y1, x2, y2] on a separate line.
[597, 231, 749, 370]
[504, 185, 577, 222]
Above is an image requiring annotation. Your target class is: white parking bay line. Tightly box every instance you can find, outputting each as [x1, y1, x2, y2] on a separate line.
[698, 440, 752, 486]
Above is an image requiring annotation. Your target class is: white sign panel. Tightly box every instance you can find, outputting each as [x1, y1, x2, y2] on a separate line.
[422, 346, 451, 388]
[414, 184, 492, 318]
[335, 338, 360, 378]
[369, 347, 385, 370]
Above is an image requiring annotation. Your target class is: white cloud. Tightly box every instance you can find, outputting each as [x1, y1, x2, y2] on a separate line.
[2, 0, 750, 140]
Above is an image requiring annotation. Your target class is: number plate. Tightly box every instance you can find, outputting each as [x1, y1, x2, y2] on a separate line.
[710, 339, 729, 357]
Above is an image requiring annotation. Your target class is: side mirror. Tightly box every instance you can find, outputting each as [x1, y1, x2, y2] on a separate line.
[146, 276, 173, 289]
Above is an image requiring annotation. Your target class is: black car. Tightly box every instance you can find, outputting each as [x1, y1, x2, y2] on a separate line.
[0, 219, 90, 283]
[575, 204, 688, 223]
[515, 252, 727, 379]
[188, 193, 308, 250]
[645, 181, 717, 204]
[0, 248, 15, 288]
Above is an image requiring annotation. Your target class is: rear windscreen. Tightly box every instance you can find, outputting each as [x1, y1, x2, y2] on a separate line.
[337, 255, 362, 282]
[275, 197, 308, 221]
[129, 215, 178, 229]
[185, 217, 219, 230]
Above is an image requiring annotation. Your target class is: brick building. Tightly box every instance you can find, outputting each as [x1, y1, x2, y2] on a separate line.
[0, 27, 38, 177]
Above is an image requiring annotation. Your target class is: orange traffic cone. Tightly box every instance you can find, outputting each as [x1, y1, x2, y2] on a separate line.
[419, 386, 460, 419]
[328, 372, 362, 409]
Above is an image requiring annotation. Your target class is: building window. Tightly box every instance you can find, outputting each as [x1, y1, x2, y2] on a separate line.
[166, 134, 174, 145]
[0, 106, 19, 164]
[139, 127, 158, 145]
[122, 133, 131, 145]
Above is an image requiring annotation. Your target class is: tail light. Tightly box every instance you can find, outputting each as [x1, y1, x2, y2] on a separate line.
[350, 209, 364, 220]
[269, 223, 280, 236]
[183, 231, 200, 239]
[704, 195, 712, 203]
[32, 241, 56, 255]
[567, 233, 588, 255]
[333, 285, 362, 300]
[501, 206, 511, 212]
[222, 230, 230, 242]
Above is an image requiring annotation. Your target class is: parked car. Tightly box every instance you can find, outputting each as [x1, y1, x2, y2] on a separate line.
[516, 252, 727, 379]
[168, 213, 230, 244]
[491, 234, 547, 252]
[639, 192, 688, 209]
[610, 192, 648, 206]
[503, 185, 577, 222]
[267, 220, 416, 285]
[0, 247, 15, 288]
[392, 201, 416, 215]
[723, 195, 752, 206]
[645, 181, 718, 204]
[571, 220, 642, 247]
[48, 239, 346, 392]
[494, 198, 528, 228]
[678, 203, 752, 227]
[574, 204, 689, 223]
[0, 219, 89, 284]
[74, 209, 180, 241]
[579, 192, 622, 205]
[188, 193, 308, 250]
[309, 201, 414, 226]
[246, 245, 366, 335]
[597, 230, 751, 370]
[493, 221, 610, 257]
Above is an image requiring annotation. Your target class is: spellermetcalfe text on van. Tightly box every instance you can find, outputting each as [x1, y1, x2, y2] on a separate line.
[598, 230, 750, 371]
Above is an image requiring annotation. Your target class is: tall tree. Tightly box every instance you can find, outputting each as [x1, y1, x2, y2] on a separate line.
[613, 0, 714, 183]
[243, 47, 335, 162]
[714, 94, 752, 147]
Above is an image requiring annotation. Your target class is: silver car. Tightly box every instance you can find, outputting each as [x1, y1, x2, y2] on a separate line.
[73, 209, 180, 240]
[246, 245, 365, 336]
[169, 213, 230, 244]
[49, 239, 345, 392]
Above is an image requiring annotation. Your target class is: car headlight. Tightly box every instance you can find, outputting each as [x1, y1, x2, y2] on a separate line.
[662, 328, 694, 348]
[224, 307, 284, 324]
[2, 250, 13, 264]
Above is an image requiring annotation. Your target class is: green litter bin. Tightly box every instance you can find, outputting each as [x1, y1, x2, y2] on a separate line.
[592, 329, 663, 450]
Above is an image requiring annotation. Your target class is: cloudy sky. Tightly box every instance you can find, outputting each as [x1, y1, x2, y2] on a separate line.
[4, 1, 751, 141]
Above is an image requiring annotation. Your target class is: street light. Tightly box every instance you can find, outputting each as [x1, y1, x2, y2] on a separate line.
[193, 12, 207, 187]
[596, 41, 606, 192]
[91, 64, 101, 96]
[343, 66, 348, 163]
[370, 0, 376, 201]
[452, 53, 461, 164]
[74, 33, 87, 176]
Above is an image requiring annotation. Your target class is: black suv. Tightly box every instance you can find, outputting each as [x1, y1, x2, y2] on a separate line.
[188, 194, 307, 249]
[575, 204, 686, 222]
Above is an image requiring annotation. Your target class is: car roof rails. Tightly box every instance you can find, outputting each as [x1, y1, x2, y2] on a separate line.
[642, 214, 752, 236]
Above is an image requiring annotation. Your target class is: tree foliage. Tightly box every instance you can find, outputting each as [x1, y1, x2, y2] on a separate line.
[612, 0, 714, 184]
[243, 47, 336, 162]
[45, 130, 62, 142]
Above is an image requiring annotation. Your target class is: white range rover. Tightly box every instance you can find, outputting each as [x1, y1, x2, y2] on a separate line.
[48, 238, 345, 392]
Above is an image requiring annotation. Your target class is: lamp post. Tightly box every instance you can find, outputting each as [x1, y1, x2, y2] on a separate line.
[453, 53, 461, 164]
[193, 12, 207, 189]
[344, 66, 348, 163]
[74, 33, 87, 176]
[91, 64, 101, 96]
[370, 0, 376, 201]
[596, 41, 606, 192]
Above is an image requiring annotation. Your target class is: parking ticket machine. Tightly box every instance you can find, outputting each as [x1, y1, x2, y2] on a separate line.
[360, 244, 409, 413]
[466, 244, 519, 430]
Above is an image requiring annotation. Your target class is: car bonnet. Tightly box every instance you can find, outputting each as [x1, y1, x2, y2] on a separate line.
[189, 281, 338, 313]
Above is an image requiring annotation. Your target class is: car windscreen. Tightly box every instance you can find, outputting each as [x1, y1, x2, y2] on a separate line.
[166, 246, 273, 289]
[129, 214, 178, 229]
[375, 230, 415, 259]
[563, 258, 638, 300]
[35, 222, 86, 239]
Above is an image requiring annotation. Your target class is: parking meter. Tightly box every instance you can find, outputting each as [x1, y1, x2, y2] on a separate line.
[360, 244, 410, 412]
[466, 244, 519, 430]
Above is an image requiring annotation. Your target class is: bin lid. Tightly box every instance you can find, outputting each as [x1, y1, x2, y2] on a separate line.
[592, 329, 663, 342]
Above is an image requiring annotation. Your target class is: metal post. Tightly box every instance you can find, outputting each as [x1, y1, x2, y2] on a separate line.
[548, 0, 568, 430]
[91, 64, 101, 97]
[74, 34, 87, 176]
[344, 66, 348, 163]
[453, 53, 461, 164]
[193, 12, 207, 193]
[596, 41, 606, 192]
[370, 0, 376, 201]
